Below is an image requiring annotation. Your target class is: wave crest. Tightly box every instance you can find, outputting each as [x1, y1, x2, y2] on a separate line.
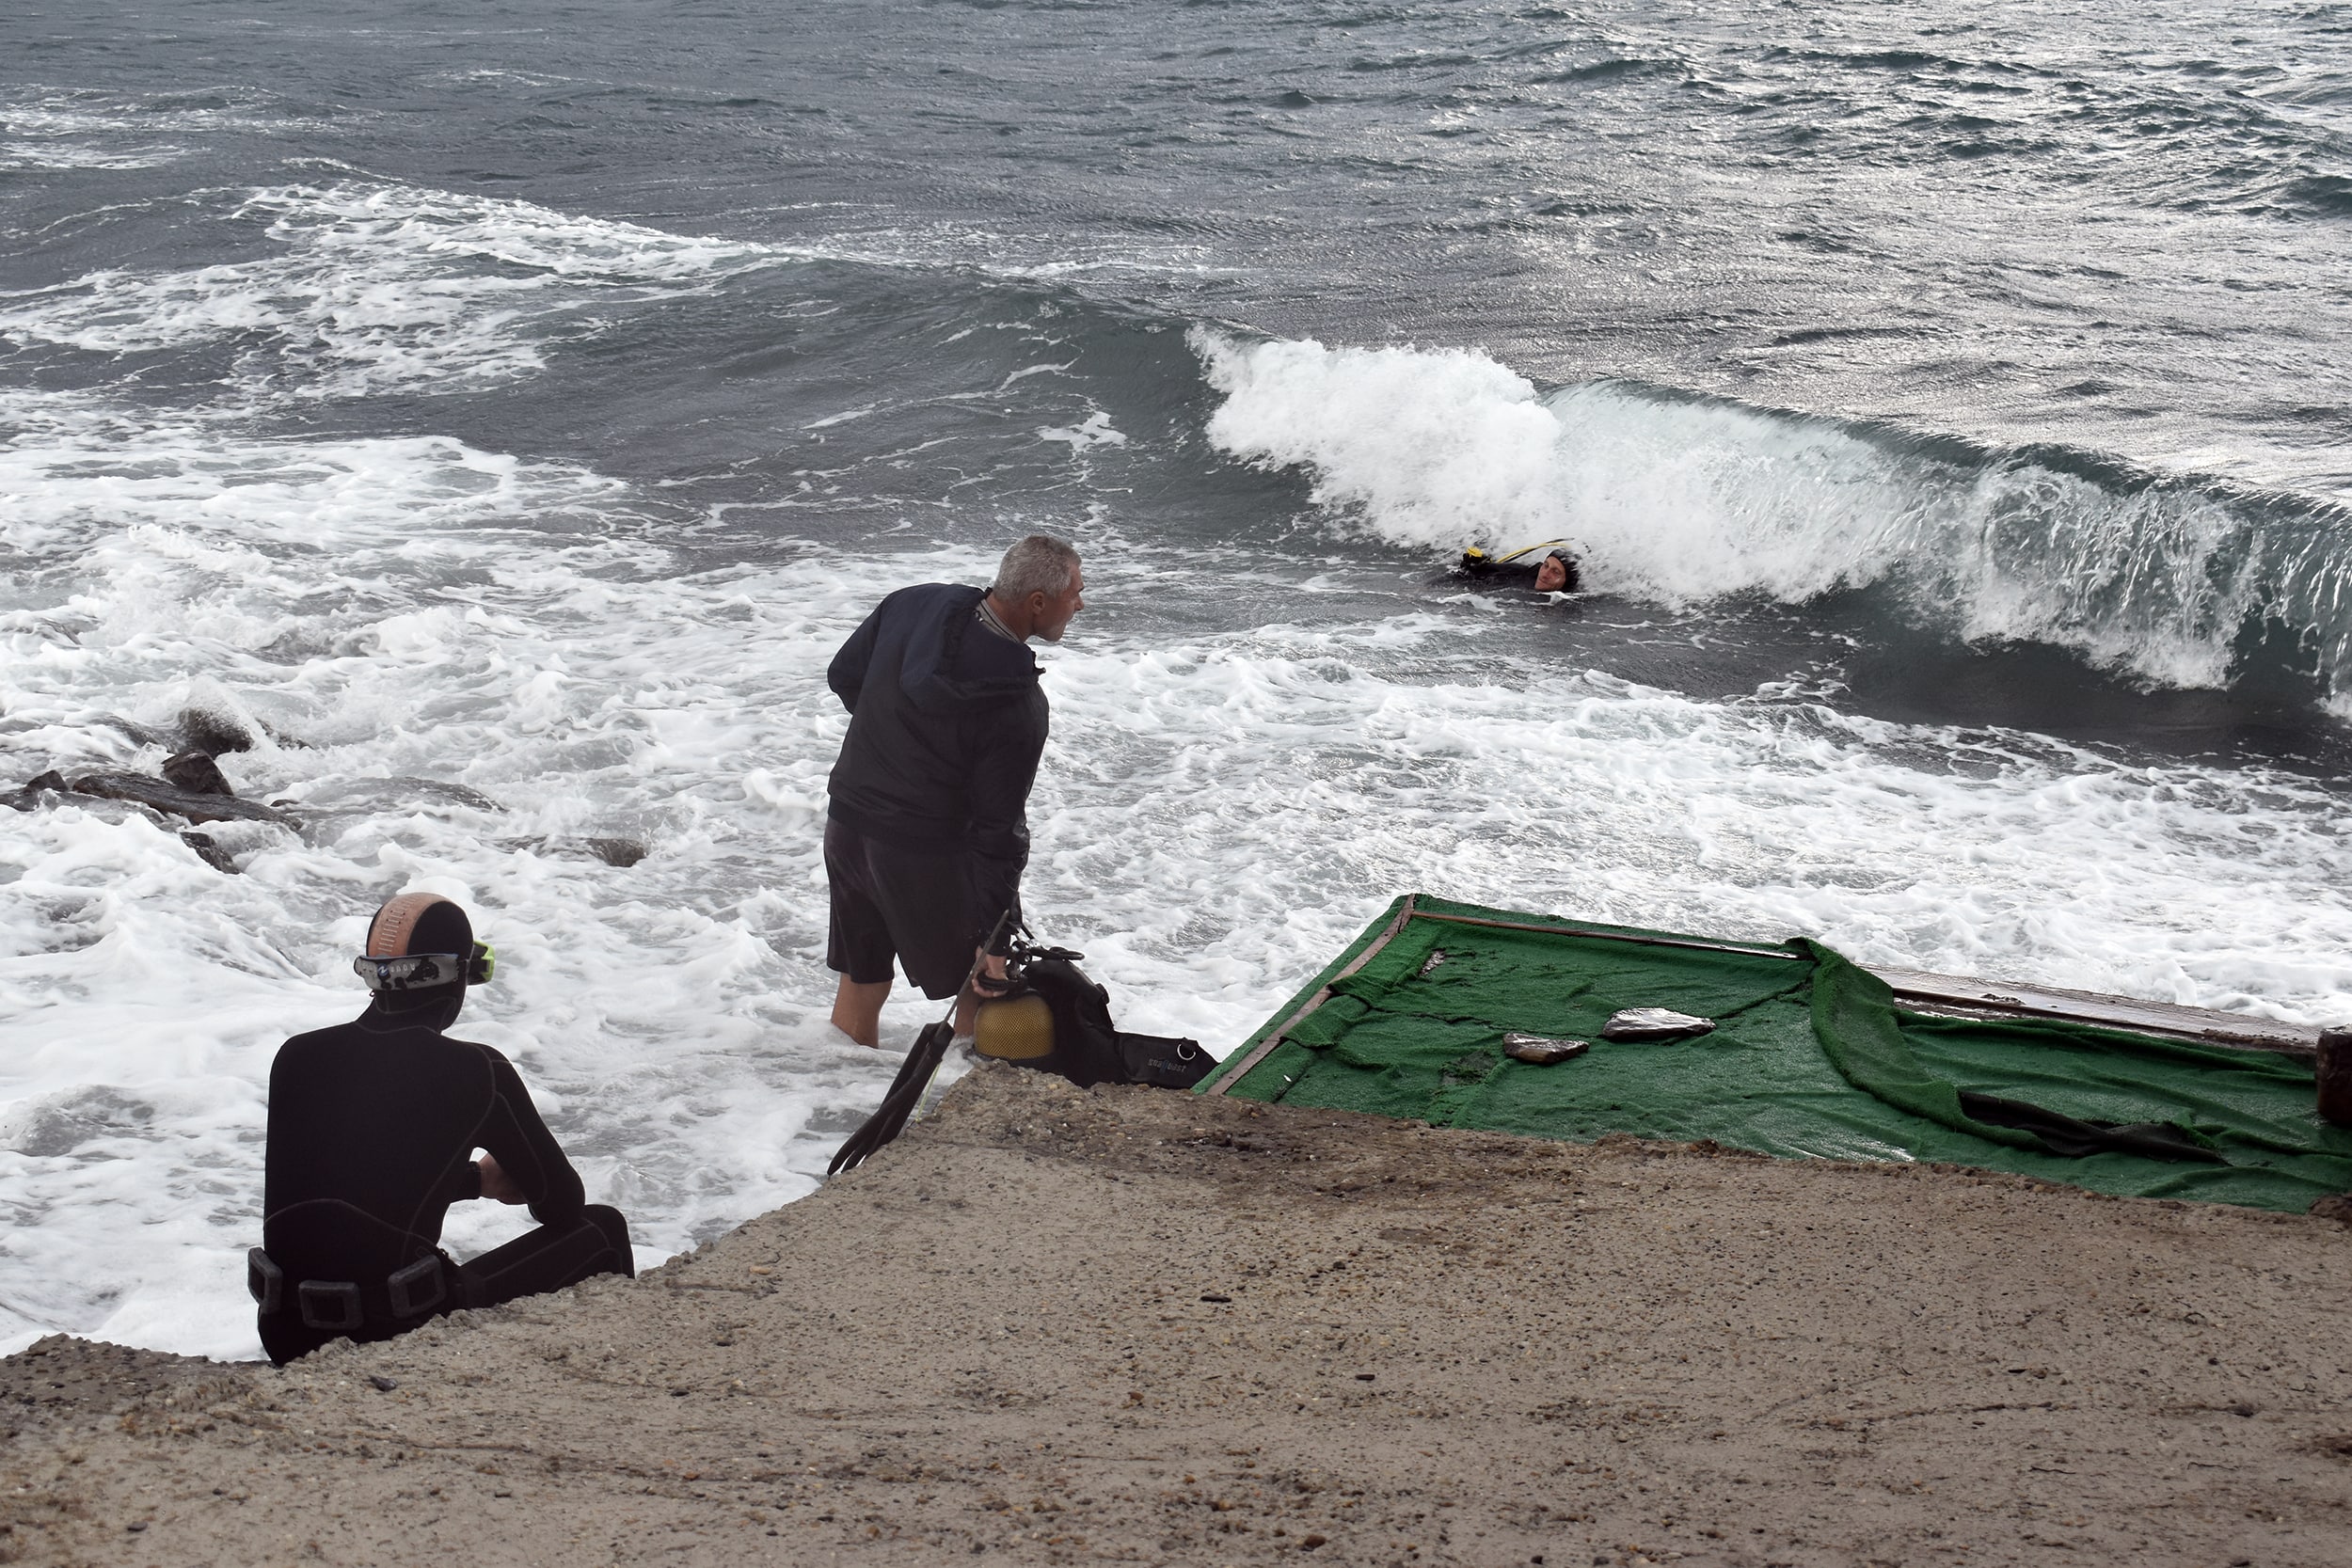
[1195, 329, 2352, 698]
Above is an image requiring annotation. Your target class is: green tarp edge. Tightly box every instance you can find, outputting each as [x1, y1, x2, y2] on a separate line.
[1193, 895, 1413, 1096]
[1796, 938, 2042, 1151]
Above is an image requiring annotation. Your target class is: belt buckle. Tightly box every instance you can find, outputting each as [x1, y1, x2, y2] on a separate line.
[296, 1280, 364, 1333]
[246, 1248, 283, 1314]
[386, 1255, 446, 1320]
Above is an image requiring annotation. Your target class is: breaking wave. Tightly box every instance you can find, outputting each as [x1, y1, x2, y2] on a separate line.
[1196, 331, 2352, 701]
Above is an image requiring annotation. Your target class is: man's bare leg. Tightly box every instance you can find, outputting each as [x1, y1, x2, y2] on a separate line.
[830, 974, 893, 1048]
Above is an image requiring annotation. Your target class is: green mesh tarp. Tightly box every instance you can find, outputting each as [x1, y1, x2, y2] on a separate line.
[1201, 896, 2352, 1212]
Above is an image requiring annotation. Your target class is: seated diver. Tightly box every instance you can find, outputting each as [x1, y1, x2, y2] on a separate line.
[1455, 541, 1581, 594]
[248, 893, 634, 1366]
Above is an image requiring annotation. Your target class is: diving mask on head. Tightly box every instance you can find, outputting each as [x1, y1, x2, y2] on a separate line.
[354, 942, 495, 992]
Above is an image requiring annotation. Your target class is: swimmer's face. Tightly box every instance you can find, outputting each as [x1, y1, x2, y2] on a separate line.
[1534, 555, 1568, 593]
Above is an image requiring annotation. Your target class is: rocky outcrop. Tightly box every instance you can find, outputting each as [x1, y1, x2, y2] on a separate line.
[160, 751, 236, 797]
[175, 705, 255, 757]
[8, 743, 648, 875]
[497, 834, 650, 867]
[4, 755, 284, 873]
[61, 771, 291, 827]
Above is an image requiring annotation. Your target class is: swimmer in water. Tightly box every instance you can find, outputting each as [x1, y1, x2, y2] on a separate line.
[1454, 542, 1581, 594]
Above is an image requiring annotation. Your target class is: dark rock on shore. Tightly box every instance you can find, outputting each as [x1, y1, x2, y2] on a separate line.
[584, 836, 648, 867]
[179, 832, 239, 873]
[8, 744, 287, 832]
[7, 746, 288, 851]
[94, 705, 308, 755]
[5, 770, 70, 808]
[2, 770, 71, 812]
[495, 835, 650, 867]
[281, 776, 505, 816]
[160, 751, 235, 797]
[91, 714, 179, 750]
[176, 705, 253, 756]
[6, 761, 285, 850]
[61, 772, 291, 827]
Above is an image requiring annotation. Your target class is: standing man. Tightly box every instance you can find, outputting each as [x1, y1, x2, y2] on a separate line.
[823, 534, 1086, 1047]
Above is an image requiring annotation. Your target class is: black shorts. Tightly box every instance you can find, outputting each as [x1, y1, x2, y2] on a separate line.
[824, 817, 984, 999]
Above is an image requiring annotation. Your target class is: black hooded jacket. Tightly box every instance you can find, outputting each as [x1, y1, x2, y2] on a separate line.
[826, 583, 1049, 919]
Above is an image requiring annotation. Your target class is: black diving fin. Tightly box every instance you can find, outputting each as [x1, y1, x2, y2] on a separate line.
[826, 1020, 955, 1176]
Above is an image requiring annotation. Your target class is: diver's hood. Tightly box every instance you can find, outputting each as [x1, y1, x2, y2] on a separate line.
[900, 584, 1041, 717]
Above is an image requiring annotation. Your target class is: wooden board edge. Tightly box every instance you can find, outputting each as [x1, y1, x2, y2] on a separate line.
[1877, 967, 2324, 1058]
[1199, 893, 1422, 1097]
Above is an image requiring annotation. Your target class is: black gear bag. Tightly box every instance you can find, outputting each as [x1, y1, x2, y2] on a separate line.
[980, 947, 1215, 1091]
[828, 930, 1214, 1177]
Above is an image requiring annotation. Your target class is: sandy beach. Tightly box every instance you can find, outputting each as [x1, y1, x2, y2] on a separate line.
[5, 1064, 2349, 1567]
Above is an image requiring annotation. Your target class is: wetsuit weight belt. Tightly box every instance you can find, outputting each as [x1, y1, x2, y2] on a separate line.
[248, 1247, 458, 1332]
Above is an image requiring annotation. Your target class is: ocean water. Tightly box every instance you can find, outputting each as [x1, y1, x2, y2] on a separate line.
[6, 0, 2352, 1359]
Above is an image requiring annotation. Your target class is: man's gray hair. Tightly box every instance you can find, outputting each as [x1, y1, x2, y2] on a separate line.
[992, 533, 1079, 601]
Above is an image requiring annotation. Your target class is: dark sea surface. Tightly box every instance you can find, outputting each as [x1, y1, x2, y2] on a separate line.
[6, 0, 2352, 1355]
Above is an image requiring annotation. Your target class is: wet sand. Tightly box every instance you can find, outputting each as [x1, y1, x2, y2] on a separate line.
[5, 1064, 2349, 1566]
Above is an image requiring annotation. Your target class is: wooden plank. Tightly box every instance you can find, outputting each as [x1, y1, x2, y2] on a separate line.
[1200, 894, 1422, 1098]
[1876, 968, 2323, 1059]
[1408, 910, 1801, 963]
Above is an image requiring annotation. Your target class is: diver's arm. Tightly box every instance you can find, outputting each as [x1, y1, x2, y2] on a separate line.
[439, 1156, 485, 1204]
[826, 604, 884, 714]
[963, 703, 1046, 927]
[473, 1050, 587, 1227]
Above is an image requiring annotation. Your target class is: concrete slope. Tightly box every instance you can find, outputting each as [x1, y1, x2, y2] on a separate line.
[5, 1064, 2349, 1566]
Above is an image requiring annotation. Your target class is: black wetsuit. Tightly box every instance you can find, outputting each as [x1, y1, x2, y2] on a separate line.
[257, 997, 632, 1365]
[1454, 552, 1581, 593]
[824, 583, 1049, 995]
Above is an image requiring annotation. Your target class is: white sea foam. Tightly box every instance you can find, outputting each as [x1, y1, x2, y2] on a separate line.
[770, 220, 1223, 284]
[1039, 410, 1128, 451]
[0, 140, 182, 171]
[0, 89, 316, 171]
[0, 182, 774, 398]
[10, 194, 2352, 1367]
[0, 180, 1216, 408]
[1194, 330, 2336, 692]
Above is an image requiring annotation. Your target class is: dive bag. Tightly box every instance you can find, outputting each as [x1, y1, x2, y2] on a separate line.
[829, 927, 1216, 1177]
